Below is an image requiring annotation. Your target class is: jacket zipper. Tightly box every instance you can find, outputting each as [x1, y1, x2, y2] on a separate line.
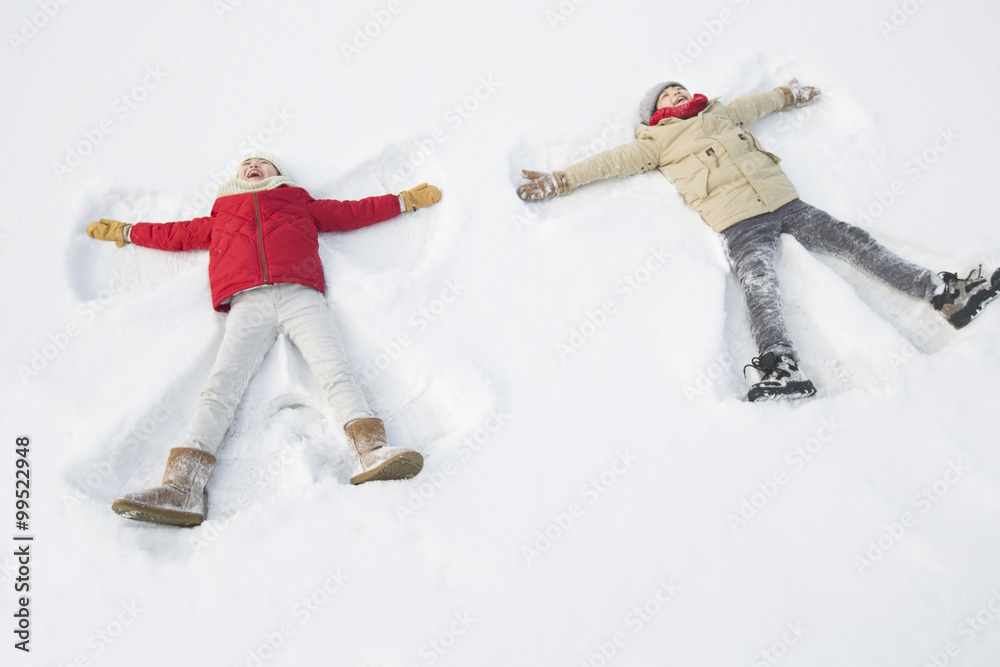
[253, 192, 270, 284]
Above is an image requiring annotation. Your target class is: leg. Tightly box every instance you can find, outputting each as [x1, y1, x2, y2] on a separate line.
[779, 200, 938, 300]
[114, 288, 278, 525]
[181, 288, 280, 454]
[721, 210, 816, 401]
[274, 284, 373, 427]
[720, 211, 796, 360]
[276, 284, 421, 483]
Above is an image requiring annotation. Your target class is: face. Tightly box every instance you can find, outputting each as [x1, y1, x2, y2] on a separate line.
[237, 158, 279, 182]
[656, 86, 692, 110]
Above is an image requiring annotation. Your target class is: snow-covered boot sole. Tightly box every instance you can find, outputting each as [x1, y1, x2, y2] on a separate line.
[111, 447, 216, 527]
[111, 491, 208, 527]
[934, 267, 1000, 329]
[946, 284, 1000, 329]
[748, 379, 817, 402]
[744, 353, 817, 403]
[345, 417, 423, 485]
[350, 449, 423, 485]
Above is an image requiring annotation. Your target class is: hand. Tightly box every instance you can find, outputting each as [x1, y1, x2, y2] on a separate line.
[775, 78, 820, 110]
[516, 170, 571, 202]
[86, 219, 132, 247]
[399, 183, 442, 212]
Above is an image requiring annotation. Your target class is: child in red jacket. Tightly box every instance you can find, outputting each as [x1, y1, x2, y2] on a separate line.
[87, 152, 441, 526]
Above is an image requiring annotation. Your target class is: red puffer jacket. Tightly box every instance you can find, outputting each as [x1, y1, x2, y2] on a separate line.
[129, 185, 401, 311]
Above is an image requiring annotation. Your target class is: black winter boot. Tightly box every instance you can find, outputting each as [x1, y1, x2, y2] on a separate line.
[745, 352, 817, 402]
[932, 266, 1000, 329]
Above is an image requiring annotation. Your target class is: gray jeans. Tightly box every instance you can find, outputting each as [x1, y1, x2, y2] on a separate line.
[719, 199, 937, 361]
[181, 283, 373, 454]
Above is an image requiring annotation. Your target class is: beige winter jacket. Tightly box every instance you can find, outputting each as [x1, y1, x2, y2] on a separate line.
[562, 90, 799, 232]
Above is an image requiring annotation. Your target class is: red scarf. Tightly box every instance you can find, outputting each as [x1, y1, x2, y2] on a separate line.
[648, 93, 708, 125]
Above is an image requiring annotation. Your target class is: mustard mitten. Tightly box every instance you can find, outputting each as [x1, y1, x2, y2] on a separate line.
[86, 219, 132, 247]
[399, 183, 442, 212]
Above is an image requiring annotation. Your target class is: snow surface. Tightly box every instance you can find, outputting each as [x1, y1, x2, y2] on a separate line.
[4, 0, 1000, 665]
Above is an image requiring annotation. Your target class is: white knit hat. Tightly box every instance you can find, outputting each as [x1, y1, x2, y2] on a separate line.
[237, 150, 285, 176]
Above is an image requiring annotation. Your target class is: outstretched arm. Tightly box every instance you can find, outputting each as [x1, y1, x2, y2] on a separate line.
[309, 194, 403, 232]
[128, 216, 215, 251]
[309, 183, 441, 233]
[517, 138, 660, 202]
[87, 215, 215, 251]
[727, 79, 820, 126]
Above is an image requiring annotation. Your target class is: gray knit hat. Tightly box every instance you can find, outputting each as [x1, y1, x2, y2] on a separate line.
[638, 81, 686, 125]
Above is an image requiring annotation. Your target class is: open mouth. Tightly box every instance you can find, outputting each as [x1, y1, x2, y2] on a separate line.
[246, 167, 263, 179]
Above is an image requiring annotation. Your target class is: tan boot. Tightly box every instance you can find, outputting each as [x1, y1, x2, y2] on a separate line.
[112, 447, 216, 527]
[345, 418, 423, 485]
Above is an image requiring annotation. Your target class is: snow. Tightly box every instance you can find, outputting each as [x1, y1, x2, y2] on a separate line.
[4, 0, 1000, 665]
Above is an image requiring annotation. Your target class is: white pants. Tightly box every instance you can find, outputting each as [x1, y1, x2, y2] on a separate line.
[182, 283, 373, 454]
